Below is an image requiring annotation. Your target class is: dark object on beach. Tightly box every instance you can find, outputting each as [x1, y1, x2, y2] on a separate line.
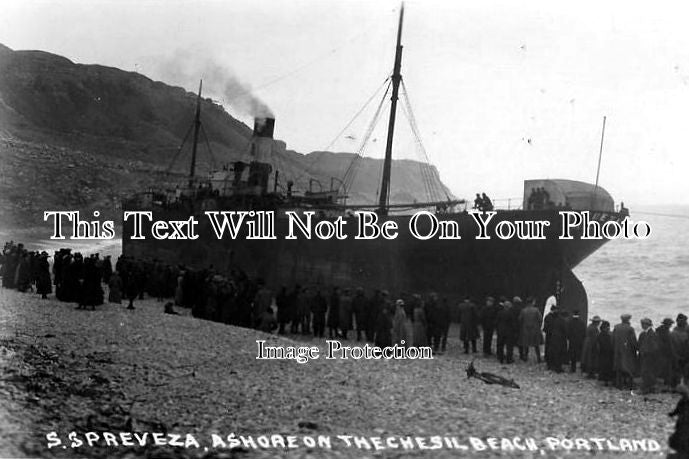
[668, 384, 689, 458]
[298, 421, 319, 430]
[466, 360, 520, 389]
[164, 302, 179, 315]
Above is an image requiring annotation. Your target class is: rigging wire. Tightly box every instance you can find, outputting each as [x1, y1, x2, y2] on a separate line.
[200, 124, 217, 170]
[340, 80, 392, 194]
[165, 123, 194, 174]
[399, 101, 438, 203]
[400, 79, 443, 201]
[400, 78, 450, 201]
[291, 76, 391, 190]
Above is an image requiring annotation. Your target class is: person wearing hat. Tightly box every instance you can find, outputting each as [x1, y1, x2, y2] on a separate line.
[518, 297, 543, 363]
[671, 314, 689, 384]
[458, 296, 479, 354]
[596, 320, 615, 385]
[496, 300, 519, 364]
[656, 317, 678, 388]
[543, 306, 568, 373]
[581, 315, 602, 378]
[638, 318, 659, 394]
[612, 314, 638, 390]
[35, 251, 52, 299]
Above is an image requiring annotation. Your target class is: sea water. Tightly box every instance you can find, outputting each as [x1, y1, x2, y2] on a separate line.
[578, 204, 689, 328]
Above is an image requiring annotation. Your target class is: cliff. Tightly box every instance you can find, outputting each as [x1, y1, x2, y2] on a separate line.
[0, 44, 451, 230]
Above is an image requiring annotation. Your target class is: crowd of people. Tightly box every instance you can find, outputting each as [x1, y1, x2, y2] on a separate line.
[2, 240, 688, 395]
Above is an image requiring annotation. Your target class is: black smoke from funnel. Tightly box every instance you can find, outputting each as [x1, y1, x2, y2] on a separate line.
[151, 49, 273, 118]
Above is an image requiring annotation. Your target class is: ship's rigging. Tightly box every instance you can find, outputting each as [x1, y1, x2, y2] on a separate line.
[164, 80, 217, 183]
[297, 3, 455, 212]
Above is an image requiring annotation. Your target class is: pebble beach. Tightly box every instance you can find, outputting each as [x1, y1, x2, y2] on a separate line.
[0, 287, 679, 458]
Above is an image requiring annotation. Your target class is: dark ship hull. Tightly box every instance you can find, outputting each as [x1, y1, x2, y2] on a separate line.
[122, 6, 621, 318]
[121, 204, 621, 317]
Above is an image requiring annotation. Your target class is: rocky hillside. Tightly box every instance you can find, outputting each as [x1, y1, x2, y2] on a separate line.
[0, 44, 451, 230]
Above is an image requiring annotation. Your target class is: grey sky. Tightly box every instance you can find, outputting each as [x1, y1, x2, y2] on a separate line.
[3, 0, 689, 206]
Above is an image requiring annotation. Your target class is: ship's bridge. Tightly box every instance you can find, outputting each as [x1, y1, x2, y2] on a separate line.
[523, 179, 614, 212]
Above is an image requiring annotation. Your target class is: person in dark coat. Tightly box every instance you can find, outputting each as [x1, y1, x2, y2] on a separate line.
[672, 314, 689, 385]
[566, 311, 587, 373]
[581, 315, 601, 377]
[327, 287, 340, 339]
[35, 252, 52, 299]
[613, 313, 638, 390]
[438, 297, 451, 353]
[426, 293, 442, 353]
[518, 297, 543, 363]
[275, 286, 290, 334]
[596, 320, 614, 385]
[124, 263, 139, 310]
[543, 307, 568, 373]
[80, 257, 103, 310]
[365, 290, 382, 343]
[657, 317, 678, 388]
[101, 255, 113, 285]
[496, 300, 518, 364]
[511, 297, 528, 359]
[339, 288, 354, 339]
[298, 287, 312, 335]
[638, 318, 659, 394]
[288, 286, 300, 333]
[310, 288, 327, 338]
[14, 253, 31, 292]
[375, 305, 393, 348]
[669, 384, 689, 458]
[108, 271, 123, 304]
[480, 296, 499, 356]
[353, 288, 368, 341]
[458, 297, 479, 354]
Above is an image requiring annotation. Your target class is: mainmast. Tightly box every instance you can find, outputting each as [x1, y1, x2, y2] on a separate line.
[188, 79, 203, 187]
[377, 3, 404, 215]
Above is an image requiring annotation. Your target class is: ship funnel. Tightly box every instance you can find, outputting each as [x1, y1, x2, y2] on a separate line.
[253, 117, 275, 139]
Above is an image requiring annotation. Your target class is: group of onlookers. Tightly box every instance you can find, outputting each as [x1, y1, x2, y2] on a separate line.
[4, 240, 689, 395]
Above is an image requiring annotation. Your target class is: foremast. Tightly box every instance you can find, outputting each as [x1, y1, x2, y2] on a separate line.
[188, 80, 203, 187]
[377, 3, 404, 215]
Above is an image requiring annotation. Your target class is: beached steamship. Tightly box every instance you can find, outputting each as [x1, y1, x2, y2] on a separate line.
[122, 5, 624, 317]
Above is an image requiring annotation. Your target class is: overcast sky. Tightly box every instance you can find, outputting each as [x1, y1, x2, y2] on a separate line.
[3, 0, 689, 206]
